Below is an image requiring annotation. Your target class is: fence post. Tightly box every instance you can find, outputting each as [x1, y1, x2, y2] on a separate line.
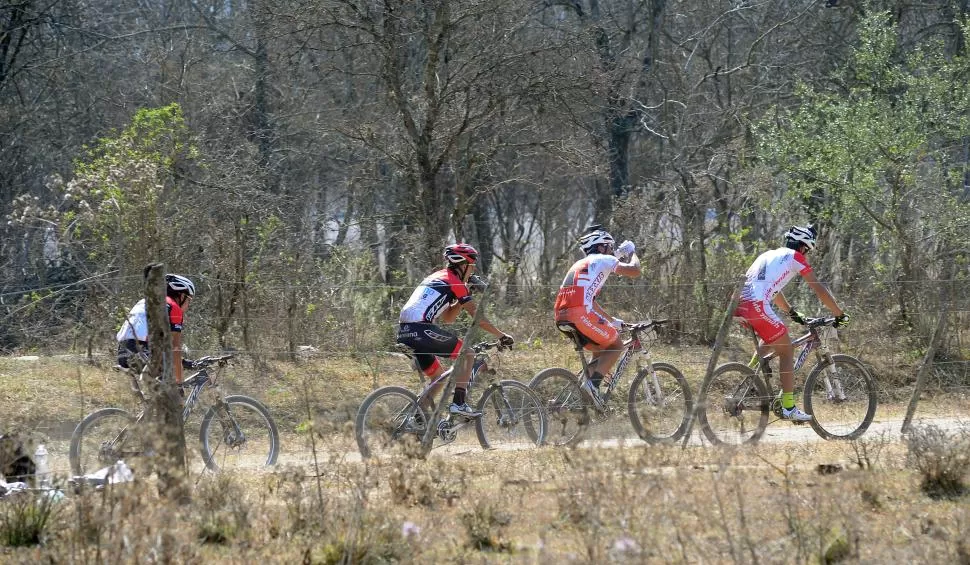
[418, 280, 493, 453]
[682, 275, 746, 448]
[901, 297, 951, 434]
[144, 264, 189, 501]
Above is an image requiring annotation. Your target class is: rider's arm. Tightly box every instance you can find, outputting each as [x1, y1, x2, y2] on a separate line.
[172, 331, 184, 384]
[439, 301, 463, 323]
[591, 300, 612, 322]
[772, 292, 793, 313]
[614, 253, 642, 278]
[801, 270, 844, 317]
[462, 300, 509, 339]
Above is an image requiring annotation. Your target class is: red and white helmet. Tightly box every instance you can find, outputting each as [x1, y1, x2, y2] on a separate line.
[443, 243, 479, 266]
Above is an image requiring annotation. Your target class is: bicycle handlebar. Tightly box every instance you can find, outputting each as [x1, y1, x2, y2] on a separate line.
[192, 354, 234, 368]
[800, 317, 838, 329]
[621, 319, 669, 332]
[472, 341, 512, 353]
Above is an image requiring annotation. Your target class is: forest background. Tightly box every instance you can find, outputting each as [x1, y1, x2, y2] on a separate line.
[1, 0, 968, 382]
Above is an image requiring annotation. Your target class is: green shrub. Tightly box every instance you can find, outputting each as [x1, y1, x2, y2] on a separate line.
[0, 491, 59, 547]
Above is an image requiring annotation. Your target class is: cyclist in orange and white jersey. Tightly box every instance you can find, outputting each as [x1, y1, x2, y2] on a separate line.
[734, 225, 848, 422]
[554, 229, 641, 400]
[397, 243, 514, 418]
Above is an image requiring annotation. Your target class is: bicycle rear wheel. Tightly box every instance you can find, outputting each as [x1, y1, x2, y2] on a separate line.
[69, 408, 142, 476]
[697, 362, 769, 446]
[627, 362, 693, 444]
[475, 380, 546, 450]
[528, 368, 591, 447]
[354, 386, 429, 459]
[804, 354, 877, 440]
[199, 395, 280, 471]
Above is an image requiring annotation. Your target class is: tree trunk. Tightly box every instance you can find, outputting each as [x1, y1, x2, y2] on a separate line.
[144, 264, 189, 502]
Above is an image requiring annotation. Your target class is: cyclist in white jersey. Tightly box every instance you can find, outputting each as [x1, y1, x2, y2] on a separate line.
[734, 225, 848, 421]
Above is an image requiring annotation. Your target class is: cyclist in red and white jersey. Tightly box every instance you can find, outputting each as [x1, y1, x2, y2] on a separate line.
[116, 273, 195, 384]
[734, 225, 848, 421]
[554, 229, 641, 401]
[397, 243, 514, 418]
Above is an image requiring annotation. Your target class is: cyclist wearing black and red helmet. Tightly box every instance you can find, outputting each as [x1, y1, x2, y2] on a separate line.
[116, 273, 196, 384]
[397, 243, 514, 418]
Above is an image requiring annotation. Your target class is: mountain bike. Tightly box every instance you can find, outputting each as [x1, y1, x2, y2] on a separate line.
[697, 316, 877, 445]
[528, 319, 692, 447]
[69, 354, 280, 474]
[354, 341, 547, 458]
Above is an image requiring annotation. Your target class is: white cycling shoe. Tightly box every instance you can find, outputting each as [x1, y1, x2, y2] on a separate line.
[449, 403, 482, 419]
[781, 405, 813, 422]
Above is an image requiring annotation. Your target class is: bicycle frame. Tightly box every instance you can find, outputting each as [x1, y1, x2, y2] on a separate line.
[404, 342, 505, 448]
[747, 318, 846, 402]
[563, 320, 669, 408]
[114, 358, 238, 450]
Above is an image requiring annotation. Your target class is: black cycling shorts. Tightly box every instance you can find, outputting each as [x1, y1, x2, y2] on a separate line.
[117, 339, 149, 369]
[396, 323, 462, 373]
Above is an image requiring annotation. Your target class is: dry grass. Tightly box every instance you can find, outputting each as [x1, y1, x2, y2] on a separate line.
[2, 338, 969, 563]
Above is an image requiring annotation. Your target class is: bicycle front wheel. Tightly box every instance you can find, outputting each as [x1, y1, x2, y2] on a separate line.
[804, 354, 877, 440]
[199, 395, 280, 471]
[697, 362, 769, 446]
[69, 407, 142, 476]
[354, 386, 429, 459]
[627, 362, 693, 444]
[475, 380, 546, 450]
[528, 368, 590, 447]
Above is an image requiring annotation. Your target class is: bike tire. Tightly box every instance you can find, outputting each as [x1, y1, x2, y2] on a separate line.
[69, 407, 139, 476]
[804, 354, 878, 440]
[528, 367, 591, 447]
[354, 386, 429, 459]
[627, 362, 693, 444]
[475, 380, 547, 450]
[199, 395, 280, 471]
[697, 362, 769, 446]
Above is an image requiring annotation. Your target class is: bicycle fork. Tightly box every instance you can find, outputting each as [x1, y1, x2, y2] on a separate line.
[635, 352, 668, 407]
[486, 383, 519, 428]
[816, 345, 847, 402]
[213, 399, 247, 448]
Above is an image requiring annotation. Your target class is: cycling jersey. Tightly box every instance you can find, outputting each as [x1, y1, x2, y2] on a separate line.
[399, 269, 472, 324]
[736, 248, 812, 343]
[739, 248, 812, 303]
[554, 254, 620, 348]
[116, 296, 184, 340]
[554, 254, 620, 313]
[116, 296, 184, 368]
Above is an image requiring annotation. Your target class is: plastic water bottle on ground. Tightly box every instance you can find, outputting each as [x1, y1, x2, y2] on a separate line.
[34, 444, 51, 487]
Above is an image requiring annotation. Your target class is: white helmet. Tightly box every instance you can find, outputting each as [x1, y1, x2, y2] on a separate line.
[784, 225, 818, 251]
[578, 229, 615, 255]
[165, 274, 195, 296]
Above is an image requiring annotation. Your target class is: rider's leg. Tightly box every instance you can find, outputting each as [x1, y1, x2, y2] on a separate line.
[590, 337, 624, 388]
[422, 366, 447, 409]
[765, 332, 795, 408]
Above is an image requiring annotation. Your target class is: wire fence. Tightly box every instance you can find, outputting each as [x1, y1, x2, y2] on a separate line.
[2, 271, 969, 471]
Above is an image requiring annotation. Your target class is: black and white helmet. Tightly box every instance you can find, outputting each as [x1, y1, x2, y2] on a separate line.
[784, 225, 818, 251]
[578, 229, 615, 255]
[165, 274, 195, 296]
